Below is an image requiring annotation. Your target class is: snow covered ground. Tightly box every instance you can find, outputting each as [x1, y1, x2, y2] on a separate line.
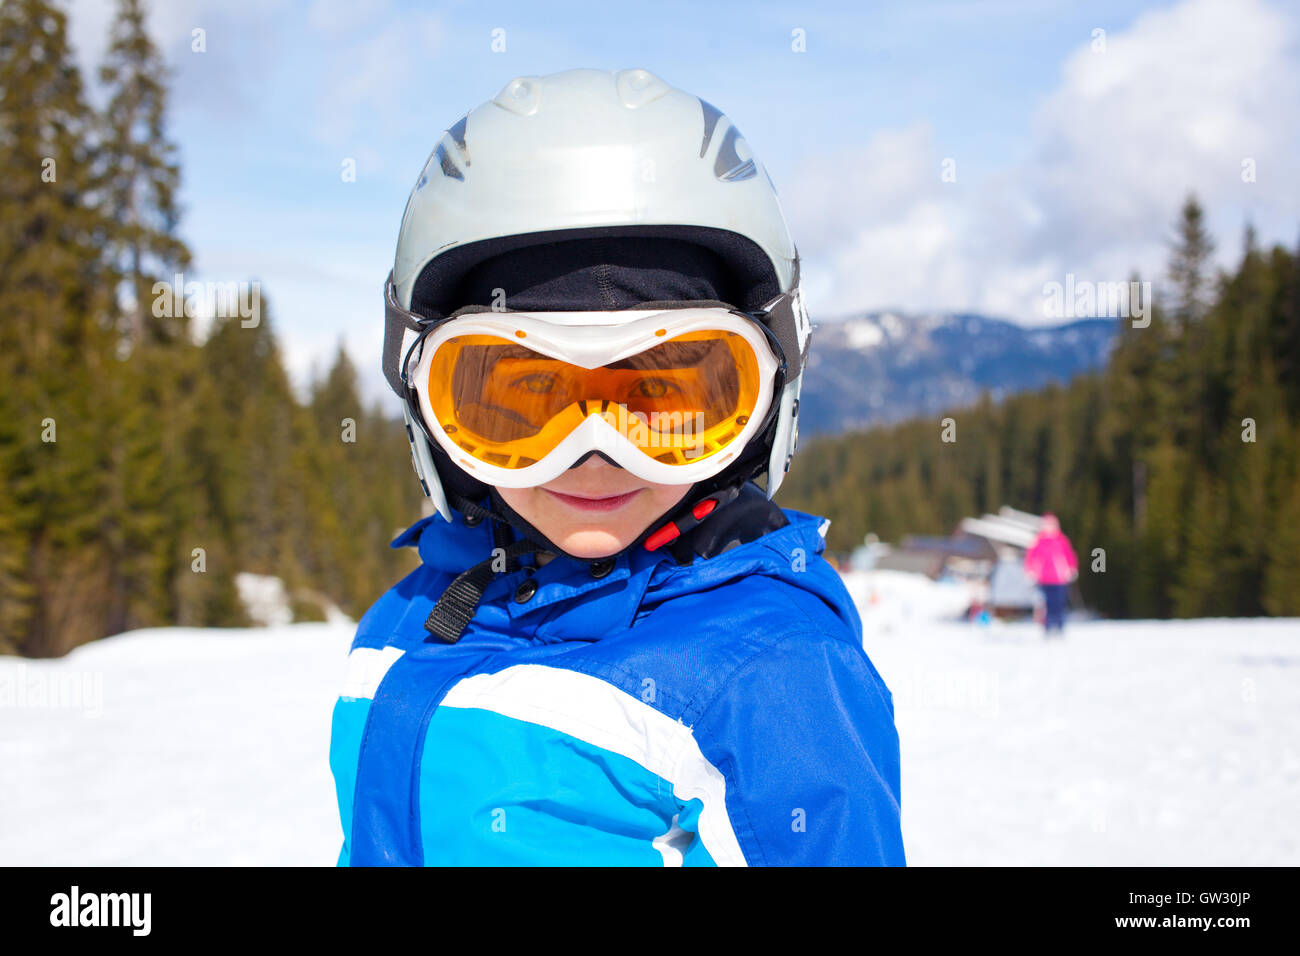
[2, 572, 1297, 865]
[0, 624, 353, 866]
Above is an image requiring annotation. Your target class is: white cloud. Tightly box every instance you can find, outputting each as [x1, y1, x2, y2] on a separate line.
[788, 0, 1300, 324]
[66, 0, 290, 118]
[786, 123, 976, 314]
[1024, 0, 1298, 261]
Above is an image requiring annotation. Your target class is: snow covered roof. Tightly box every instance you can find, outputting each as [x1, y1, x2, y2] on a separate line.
[957, 513, 1039, 549]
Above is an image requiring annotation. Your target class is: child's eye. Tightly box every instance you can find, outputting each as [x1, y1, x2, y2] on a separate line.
[513, 372, 557, 394]
[631, 377, 680, 399]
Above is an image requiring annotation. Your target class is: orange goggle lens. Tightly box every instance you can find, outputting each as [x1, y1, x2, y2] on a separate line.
[425, 330, 765, 470]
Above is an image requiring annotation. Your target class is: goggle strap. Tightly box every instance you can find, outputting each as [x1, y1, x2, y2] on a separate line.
[757, 253, 806, 375]
[384, 271, 431, 396]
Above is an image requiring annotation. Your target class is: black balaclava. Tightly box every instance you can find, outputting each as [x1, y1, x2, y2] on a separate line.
[453, 235, 740, 311]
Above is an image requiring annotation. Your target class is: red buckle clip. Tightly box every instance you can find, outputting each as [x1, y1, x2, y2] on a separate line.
[644, 497, 719, 551]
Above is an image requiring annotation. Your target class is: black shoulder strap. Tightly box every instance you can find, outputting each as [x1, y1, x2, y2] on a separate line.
[423, 511, 539, 644]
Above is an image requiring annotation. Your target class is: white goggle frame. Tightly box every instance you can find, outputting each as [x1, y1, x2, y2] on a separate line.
[405, 307, 781, 489]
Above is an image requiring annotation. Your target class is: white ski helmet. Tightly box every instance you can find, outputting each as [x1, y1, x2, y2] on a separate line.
[383, 67, 811, 524]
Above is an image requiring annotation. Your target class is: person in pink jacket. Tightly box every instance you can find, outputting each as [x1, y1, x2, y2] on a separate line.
[1024, 513, 1077, 636]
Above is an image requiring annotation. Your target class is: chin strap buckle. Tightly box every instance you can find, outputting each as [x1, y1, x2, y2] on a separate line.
[643, 484, 743, 552]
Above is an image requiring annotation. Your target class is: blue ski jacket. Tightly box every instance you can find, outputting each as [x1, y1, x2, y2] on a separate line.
[328, 486, 905, 866]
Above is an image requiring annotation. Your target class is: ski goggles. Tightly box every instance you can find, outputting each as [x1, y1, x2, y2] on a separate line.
[404, 307, 783, 488]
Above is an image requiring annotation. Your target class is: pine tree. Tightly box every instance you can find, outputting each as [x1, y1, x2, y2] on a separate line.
[0, 0, 118, 655]
[97, 0, 190, 348]
[1269, 236, 1300, 418]
[1264, 456, 1300, 616]
[93, 0, 199, 637]
[779, 204, 1294, 620]
[1168, 194, 1216, 331]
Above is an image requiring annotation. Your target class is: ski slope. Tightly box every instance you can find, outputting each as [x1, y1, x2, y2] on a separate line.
[2, 573, 1297, 865]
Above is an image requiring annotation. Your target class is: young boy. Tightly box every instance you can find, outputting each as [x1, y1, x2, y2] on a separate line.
[329, 68, 905, 866]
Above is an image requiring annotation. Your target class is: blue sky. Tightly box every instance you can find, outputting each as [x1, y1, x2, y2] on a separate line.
[66, 0, 1300, 402]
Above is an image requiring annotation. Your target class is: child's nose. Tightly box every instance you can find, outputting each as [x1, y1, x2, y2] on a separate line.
[567, 451, 623, 471]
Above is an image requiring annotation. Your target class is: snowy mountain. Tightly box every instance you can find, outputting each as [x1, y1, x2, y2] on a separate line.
[801, 312, 1119, 436]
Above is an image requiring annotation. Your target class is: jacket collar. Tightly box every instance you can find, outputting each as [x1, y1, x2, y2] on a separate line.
[389, 499, 846, 641]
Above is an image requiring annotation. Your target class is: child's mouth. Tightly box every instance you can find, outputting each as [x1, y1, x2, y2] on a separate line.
[544, 489, 643, 512]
